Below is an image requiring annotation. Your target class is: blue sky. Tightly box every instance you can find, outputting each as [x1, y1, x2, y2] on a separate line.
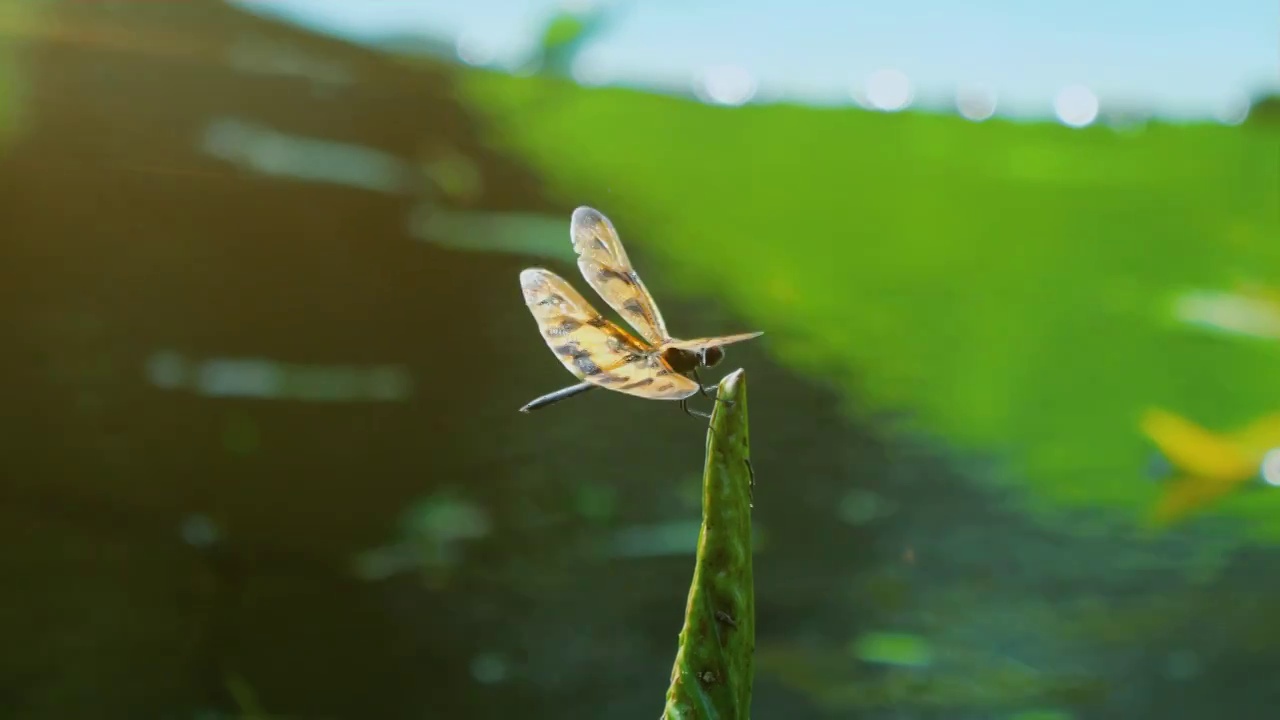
[239, 0, 1278, 120]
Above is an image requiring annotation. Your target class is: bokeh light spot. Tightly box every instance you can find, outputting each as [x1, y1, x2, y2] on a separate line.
[1214, 92, 1251, 125]
[1054, 85, 1099, 128]
[865, 68, 913, 112]
[695, 65, 757, 107]
[455, 31, 497, 67]
[1261, 448, 1280, 487]
[570, 47, 611, 87]
[956, 82, 997, 121]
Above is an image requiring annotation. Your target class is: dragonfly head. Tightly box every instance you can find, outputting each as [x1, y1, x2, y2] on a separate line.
[700, 345, 725, 368]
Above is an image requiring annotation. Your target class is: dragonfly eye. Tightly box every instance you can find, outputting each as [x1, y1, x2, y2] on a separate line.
[702, 346, 725, 368]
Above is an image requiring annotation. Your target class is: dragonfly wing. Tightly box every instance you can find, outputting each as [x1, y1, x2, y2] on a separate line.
[661, 331, 765, 354]
[520, 268, 698, 400]
[570, 206, 671, 346]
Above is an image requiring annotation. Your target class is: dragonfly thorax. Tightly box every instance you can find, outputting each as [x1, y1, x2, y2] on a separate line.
[661, 345, 725, 373]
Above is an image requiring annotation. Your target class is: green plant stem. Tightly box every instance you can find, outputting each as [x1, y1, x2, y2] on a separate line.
[663, 368, 755, 720]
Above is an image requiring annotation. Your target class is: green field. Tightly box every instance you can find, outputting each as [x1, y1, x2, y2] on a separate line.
[459, 69, 1280, 539]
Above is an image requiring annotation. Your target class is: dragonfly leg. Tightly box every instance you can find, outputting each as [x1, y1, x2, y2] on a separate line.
[680, 397, 712, 420]
[691, 368, 734, 407]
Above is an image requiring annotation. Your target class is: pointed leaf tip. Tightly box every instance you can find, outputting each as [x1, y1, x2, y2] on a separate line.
[719, 368, 745, 397]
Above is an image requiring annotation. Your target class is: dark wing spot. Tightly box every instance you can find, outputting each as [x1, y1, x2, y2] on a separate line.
[619, 378, 655, 390]
[592, 237, 609, 252]
[554, 341, 596, 363]
[655, 382, 674, 391]
[586, 316, 609, 328]
[596, 268, 635, 285]
[545, 317, 582, 338]
[597, 374, 630, 385]
[621, 298, 647, 318]
[574, 355, 602, 376]
[538, 293, 564, 307]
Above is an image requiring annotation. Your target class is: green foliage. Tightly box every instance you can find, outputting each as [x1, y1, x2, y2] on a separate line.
[1247, 92, 1280, 126]
[664, 369, 755, 719]
[458, 69, 1280, 540]
[539, 14, 589, 52]
[532, 4, 611, 78]
[0, 0, 34, 150]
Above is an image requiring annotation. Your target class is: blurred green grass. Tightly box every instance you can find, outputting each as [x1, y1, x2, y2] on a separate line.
[459, 70, 1280, 538]
[0, 1, 33, 150]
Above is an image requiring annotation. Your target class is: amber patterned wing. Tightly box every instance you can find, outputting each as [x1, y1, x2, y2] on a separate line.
[520, 268, 699, 400]
[569, 206, 671, 346]
[660, 332, 765, 354]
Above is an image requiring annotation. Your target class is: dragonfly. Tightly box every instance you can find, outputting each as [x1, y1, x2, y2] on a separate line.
[518, 206, 763, 419]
